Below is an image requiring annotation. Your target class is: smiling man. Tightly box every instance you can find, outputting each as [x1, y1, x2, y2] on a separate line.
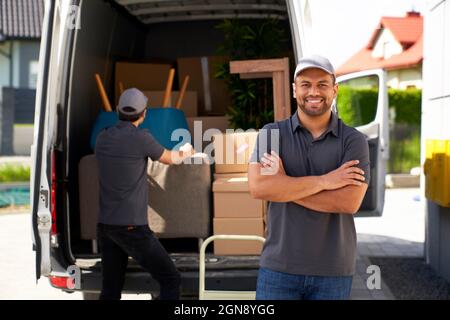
[248, 55, 370, 300]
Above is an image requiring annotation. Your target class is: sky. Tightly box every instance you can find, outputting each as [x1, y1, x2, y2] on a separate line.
[305, 0, 428, 68]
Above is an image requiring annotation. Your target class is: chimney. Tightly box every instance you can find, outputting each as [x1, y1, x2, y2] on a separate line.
[407, 11, 421, 17]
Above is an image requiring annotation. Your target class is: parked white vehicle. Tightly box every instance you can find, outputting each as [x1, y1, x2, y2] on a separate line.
[31, 0, 388, 298]
[421, 0, 450, 283]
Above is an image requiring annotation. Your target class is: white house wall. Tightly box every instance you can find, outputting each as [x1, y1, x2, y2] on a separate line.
[444, 0, 450, 97]
[387, 66, 423, 89]
[14, 41, 40, 89]
[0, 42, 11, 91]
[372, 28, 403, 59]
[12, 41, 20, 88]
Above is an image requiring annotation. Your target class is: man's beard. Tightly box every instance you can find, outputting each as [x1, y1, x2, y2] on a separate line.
[297, 96, 332, 116]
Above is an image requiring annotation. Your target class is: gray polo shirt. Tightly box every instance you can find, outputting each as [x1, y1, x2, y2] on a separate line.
[94, 121, 164, 226]
[250, 111, 370, 276]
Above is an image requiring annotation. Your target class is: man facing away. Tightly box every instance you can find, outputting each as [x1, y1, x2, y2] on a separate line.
[248, 55, 370, 300]
[95, 88, 194, 300]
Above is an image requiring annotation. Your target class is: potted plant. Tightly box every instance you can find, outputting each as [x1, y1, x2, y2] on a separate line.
[215, 18, 289, 129]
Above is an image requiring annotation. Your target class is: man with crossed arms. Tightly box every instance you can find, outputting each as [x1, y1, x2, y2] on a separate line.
[248, 55, 370, 300]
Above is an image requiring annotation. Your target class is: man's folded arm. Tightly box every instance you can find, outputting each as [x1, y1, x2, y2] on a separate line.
[248, 163, 325, 202]
[293, 183, 368, 214]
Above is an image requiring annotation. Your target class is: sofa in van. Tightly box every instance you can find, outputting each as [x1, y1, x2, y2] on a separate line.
[78, 154, 211, 248]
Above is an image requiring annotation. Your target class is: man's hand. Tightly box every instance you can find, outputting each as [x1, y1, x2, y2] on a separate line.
[158, 143, 196, 165]
[320, 160, 365, 190]
[260, 151, 285, 176]
[180, 143, 195, 156]
[180, 143, 195, 159]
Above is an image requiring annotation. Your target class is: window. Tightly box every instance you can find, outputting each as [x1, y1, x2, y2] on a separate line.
[336, 75, 379, 127]
[29, 61, 39, 89]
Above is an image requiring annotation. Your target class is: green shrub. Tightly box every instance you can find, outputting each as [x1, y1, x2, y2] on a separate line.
[338, 88, 422, 173]
[388, 88, 421, 125]
[215, 18, 290, 129]
[337, 86, 378, 127]
[0, 164, 30, 182]
[388, 126, 421, 173]
[387, 89, 422, 173]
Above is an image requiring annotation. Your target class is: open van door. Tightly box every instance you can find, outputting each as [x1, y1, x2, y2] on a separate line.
[32, 0, 77, 280]
[31, 0, 56, 281]
[336, 69, 389, 217]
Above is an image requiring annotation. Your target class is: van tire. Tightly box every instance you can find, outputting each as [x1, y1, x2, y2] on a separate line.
[82, 292, 100, 300]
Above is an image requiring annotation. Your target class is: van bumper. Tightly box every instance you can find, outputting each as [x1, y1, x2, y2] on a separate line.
[79, 269, 259, 298]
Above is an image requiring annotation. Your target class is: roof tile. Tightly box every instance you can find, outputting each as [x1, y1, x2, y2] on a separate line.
[337, 12, 423, 75]
[0, 0, 44, 40]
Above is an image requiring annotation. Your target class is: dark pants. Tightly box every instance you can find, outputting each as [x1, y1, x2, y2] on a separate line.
[97, 223, 181, 300]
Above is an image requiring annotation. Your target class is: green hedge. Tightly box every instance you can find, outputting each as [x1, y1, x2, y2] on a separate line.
[337, 86, 378, 127]
[389, 125, 421, 173]
[388, 88, 421, 125]
[0, 164, 30, 182]
[338, 87, 421, 126]
[338, 88, 422, 173]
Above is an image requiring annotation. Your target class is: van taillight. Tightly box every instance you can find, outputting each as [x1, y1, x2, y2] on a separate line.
[49, 276, 69, 289]
[51, 151, 57, 235]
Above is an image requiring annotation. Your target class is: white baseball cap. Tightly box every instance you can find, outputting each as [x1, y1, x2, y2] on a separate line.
[293, 54, 336, 80]
[117, 88, 148, 116]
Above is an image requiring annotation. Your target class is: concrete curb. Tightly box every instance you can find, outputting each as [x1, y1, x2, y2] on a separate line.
[0, 157, 31, 166]
[386, 174, 420, 188]
[0, 182, 29, 191]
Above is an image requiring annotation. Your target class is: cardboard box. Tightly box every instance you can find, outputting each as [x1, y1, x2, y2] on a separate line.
[213, 131, 258, 173]
[142, 90, 197, 117]
[213, 177, 264, 218]
[187, 116, 230, 134]
[187, 116, 230, 152]
[213, 218, 264, 255]
[177, 56, 231, 115]
[115, 62, 172, 103]
[214, 172, 247, 180]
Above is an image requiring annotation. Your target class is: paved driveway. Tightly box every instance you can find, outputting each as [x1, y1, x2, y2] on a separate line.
[0, 188, 424, 300]
[0, 212, 81, 300]
[0, 212, 150, 300]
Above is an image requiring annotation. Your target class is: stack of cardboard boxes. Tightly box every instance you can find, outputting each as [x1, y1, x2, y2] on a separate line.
[177, 56, 231, 141]
[114, 59, 269, 255]
[114, 57, 230, 135]
[212, 131, 268, 255]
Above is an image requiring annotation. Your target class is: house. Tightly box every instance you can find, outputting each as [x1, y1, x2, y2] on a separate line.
[0, 0, 44, 91]
[336, 11, 423, 90]
[0, 0, 44, 155]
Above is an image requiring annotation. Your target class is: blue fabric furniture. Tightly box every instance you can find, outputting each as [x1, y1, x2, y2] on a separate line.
[141, 108, 191, 150]
[90, 108, 190, 150]
[89, 111, 119, 150]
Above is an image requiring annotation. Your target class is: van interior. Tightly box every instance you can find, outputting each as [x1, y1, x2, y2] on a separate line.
[62, 0, 295, 263]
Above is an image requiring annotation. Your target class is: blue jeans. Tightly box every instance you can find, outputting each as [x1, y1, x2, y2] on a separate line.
[256, 267, 353, 300]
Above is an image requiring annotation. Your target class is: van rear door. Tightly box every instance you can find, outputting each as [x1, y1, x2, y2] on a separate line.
[336, 69, 389, 217]
[31, 0, 56, 281]
[32, 0, 78, 280]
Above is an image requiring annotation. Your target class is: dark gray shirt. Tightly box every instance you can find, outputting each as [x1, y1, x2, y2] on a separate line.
[250, 111, 370, 276]
[94, 121, 164, 226]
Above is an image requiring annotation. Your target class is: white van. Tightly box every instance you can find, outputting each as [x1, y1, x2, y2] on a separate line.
[31, 0, 388, 299]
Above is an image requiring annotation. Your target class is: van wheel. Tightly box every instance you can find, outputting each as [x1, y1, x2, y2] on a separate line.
[82, 292, 100, 300]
